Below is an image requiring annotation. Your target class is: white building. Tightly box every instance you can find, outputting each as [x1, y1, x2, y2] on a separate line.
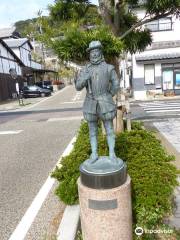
[4, 38, 40, 68]
[0, 39, 24, 101]
[131, 8, 180, 100]
[0, 27, 58, 101]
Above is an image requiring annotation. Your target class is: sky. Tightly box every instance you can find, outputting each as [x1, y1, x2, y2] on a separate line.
[0, 0, 98, 28]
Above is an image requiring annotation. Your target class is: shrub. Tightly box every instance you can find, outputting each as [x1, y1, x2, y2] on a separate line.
[52, 121, 91, 204]
[115, 130, 177, 228]
[52, 121, 178, 238]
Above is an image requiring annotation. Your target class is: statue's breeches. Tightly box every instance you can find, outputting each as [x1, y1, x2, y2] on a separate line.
[83, 103, 116, 122]
[82, 93, 117, 122]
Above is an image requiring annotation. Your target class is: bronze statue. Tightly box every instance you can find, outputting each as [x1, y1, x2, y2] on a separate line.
[75, 41, 120, 165]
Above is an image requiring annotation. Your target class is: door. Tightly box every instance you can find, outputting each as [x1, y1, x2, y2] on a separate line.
[162, 70, 174, 90]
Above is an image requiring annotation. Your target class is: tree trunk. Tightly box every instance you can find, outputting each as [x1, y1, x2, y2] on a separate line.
[98, 0, 128, 133]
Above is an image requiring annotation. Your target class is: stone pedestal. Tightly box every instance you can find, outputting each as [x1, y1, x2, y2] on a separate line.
[78, 158, 132, 240]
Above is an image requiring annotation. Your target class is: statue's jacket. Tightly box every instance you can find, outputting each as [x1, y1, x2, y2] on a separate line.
[75, 61, 120, 115]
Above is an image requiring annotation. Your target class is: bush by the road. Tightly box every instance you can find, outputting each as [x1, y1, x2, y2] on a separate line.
[52, 121, 178, 238]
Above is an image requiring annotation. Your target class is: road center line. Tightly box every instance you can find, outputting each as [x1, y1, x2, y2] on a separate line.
[60, 101, 83, 104]
[8, 136, 76, 240]
[47, 116, 83, 122]
[0, 130, 23, 135]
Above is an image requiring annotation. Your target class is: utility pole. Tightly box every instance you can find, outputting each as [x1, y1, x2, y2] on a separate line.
[37, 9, 46, 83]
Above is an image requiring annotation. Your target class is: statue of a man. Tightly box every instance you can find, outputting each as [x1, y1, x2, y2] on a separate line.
[75, 41, 120, 165]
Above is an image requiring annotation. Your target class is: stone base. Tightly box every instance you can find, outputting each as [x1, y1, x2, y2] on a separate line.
[80, 156, 127, 189]
[78, 175, 132, 240]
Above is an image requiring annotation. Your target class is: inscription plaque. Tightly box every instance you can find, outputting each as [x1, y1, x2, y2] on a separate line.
[88, 199, 118, 210]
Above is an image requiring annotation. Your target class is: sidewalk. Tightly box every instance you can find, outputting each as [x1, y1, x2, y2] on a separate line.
[0, 91, 61, 112]
[144, 120, 180, 229]
[0, 98, 40, 111]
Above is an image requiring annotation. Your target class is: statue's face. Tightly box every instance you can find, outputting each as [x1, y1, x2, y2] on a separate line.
[90, 48, 102, 64]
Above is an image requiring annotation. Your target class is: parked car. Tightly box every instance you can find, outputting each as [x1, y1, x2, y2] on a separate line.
[35, 81, 53, 92]
[22, 86, 51, 98]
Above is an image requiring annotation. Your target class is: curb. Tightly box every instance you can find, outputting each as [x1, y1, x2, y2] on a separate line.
[55, 136, 80, 240]
[57, 205, 80, 240]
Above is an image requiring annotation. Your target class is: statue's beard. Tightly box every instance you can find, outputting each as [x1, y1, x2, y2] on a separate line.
[90, 55, 103, 64]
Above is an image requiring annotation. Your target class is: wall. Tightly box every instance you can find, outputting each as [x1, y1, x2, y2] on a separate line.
[0, 42, 23, 101]
[132, 55, 164, 99]
[0, 43, 22, 75]
[19, 43, 31, 67]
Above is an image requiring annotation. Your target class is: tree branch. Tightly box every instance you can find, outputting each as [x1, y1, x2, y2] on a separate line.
[119, 9, 176, 40]
[98, 0, 118, 35]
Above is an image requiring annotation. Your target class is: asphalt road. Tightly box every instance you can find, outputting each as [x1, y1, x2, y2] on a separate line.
[0, 86, 84, 240]
[131, 99, 180, 121]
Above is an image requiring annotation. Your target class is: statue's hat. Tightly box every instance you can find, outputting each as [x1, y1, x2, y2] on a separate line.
[86, 40, 102, 52]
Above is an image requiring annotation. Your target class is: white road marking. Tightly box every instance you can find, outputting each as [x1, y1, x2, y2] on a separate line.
[139, 118, 167, 122]
[144, 106, 180, 110]
[47, 116, 83, 122]
[72, 92, 82, 101]
[0, 130, 23, 135]
[140, 102, 180, 106]
[147, 109, 180, 113]
[8, 136, 76, 240]
[139, 101, 180, 113]
[140, 104, 180, 108]
[60, 101, 83, 104]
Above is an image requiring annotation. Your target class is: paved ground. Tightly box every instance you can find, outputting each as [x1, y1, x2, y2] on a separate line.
[0, 86, 84, 240]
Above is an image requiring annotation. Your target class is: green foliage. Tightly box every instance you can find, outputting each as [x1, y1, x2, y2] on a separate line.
[50, 25, 123, 62]
[131, 121, 144, 130]
[15, 0, 180, 63]
[49, 0, 100, 24]
[145, 0, 180, 15]
[76, 231, 83, 240]
[123, 29, 152, 53]
[14, 18, 38, 37]
[115, 129, 177, 229]
[52, 121, 178, 237]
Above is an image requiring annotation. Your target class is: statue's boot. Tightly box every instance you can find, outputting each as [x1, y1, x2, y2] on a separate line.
[104, 120, 119, 165]
[88, 121, 98, 164]
[106, 133, 119, 164]
[89, 136, 98, 164]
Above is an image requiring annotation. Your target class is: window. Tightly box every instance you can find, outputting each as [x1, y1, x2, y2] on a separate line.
[29, 86, 38, 91]
[28, 53, 31, 61]
[145, 18, 172, 32]
[175, 73, 180, 86]
[144, 65, 155, 84]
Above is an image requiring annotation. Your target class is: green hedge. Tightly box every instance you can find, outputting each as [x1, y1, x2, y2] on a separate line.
[52, 121, 178, 238]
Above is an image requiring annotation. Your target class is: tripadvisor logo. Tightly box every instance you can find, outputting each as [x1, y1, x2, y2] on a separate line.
[135, 227, 173, 236]
[135, 227, 144, 236]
